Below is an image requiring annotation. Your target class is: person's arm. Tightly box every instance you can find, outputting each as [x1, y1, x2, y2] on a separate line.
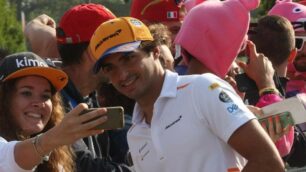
[228, 119, 285, 172]
[237, 40, 276, 91]
[13, 103, 107, 170]
[238, 40, 294, 157]
[24, 14, 59, 59]
[13, 138, 46, 170]
[0, 139, 31, 172]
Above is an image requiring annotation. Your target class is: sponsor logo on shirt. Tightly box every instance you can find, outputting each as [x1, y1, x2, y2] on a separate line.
[165, 115, 182, 129]
[228, 167, 240, 172]
[209, 82, 220, 90]
[219, 91, 233, 103]
[177, 83, 190, 90]
[227, 104, 239, 113]
[139, 142, 150, 161]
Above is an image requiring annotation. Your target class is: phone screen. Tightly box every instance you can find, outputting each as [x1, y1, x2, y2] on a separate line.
[80, 106, 125, 130]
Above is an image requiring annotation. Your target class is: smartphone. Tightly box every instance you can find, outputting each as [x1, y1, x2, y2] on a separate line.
[235, 73, 258, 92]
[80, 106, 125, 130]
[258, 111, 294, 129]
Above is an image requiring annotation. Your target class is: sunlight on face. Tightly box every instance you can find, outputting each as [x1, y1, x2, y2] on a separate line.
[10, 76, 53, 136]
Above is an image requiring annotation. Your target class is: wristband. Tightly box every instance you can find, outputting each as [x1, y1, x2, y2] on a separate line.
[259, 87, 279, 96]
[32, 133, 51, 162]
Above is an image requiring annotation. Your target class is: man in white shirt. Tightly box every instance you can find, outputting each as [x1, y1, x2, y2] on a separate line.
[88, 0, 285, 171]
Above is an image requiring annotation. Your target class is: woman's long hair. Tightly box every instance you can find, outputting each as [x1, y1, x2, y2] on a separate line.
[0, 78, 75, 172]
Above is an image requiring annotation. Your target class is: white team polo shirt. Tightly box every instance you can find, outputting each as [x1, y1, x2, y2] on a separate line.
[127, 71, 256, 172]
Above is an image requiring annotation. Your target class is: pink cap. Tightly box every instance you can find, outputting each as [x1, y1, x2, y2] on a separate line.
[184, 0, 206, 12]
[175, 0, 260, 78]
[268, 0, 306, 31]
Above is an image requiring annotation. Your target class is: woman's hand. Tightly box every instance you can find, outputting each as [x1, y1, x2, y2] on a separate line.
[41, 103, 108, 150]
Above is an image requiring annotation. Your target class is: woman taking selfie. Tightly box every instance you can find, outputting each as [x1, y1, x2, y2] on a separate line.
[0, 52, 107, 172]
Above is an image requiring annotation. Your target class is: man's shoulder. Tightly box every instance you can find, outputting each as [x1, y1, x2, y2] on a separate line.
[0, 137, 6, 142]
[177, 73, 223, 86]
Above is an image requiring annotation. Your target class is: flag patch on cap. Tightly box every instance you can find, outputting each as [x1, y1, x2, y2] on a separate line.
[167, 11, 177, 19]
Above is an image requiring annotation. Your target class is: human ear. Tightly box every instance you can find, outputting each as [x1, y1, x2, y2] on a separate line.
[152, 46, 161, 60]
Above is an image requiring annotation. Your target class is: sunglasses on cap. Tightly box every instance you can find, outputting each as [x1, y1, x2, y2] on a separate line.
[295, 36, 306, 52]
[291, 21, 306, 31]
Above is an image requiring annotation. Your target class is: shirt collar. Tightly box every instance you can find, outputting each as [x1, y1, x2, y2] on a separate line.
[159, 70, 179, 98]
[132, 70, 179, 124]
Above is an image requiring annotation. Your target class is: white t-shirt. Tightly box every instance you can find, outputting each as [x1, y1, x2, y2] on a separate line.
[128, 71, 256, 172]
[0, 137, 33, 172]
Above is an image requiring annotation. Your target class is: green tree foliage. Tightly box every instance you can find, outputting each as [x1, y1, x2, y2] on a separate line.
[13, 0, 294, 25]
[255, 0, 276, 18]
[9, 0, 131, 24]
[93, 0, 132, 17]
[0, 0, 25, 54]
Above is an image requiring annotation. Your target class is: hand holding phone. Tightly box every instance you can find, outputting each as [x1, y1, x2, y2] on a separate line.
[80, 106, 125, 130]
[236, 41, 275, 90]
[235, 73, 258, 92]
[258, 111, 294, 142]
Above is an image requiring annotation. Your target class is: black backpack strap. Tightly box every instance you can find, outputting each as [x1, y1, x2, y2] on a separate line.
[283, 125, 306, 167]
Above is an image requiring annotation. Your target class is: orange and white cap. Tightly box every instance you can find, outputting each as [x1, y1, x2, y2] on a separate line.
[90, 17, 153, 73]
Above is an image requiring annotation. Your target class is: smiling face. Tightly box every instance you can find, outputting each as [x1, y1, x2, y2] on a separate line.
[100, 46, 165, 103]
[101, 50, 154, 100]
[10, 76, 53, 136]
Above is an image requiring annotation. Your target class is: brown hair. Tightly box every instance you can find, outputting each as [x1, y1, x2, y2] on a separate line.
[148, 23, 172, 48]
[249, 15, 295, 66]
[0, 78, 75, 172]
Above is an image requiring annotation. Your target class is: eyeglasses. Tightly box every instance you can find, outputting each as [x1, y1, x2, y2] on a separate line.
[295, 36, 306, 51]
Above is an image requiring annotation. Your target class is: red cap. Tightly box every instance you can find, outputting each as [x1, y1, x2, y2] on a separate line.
[130, 0, 184, 22]
[299, 0, 306, 6]
[57, 3, 116, 44]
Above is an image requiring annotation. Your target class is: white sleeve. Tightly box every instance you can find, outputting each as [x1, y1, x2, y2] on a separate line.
[192, 74, 256, 142]
[0, 137, 34, 172]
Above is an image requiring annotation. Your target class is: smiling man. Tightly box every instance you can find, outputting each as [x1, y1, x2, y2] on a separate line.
[89, 6, 284, 171]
